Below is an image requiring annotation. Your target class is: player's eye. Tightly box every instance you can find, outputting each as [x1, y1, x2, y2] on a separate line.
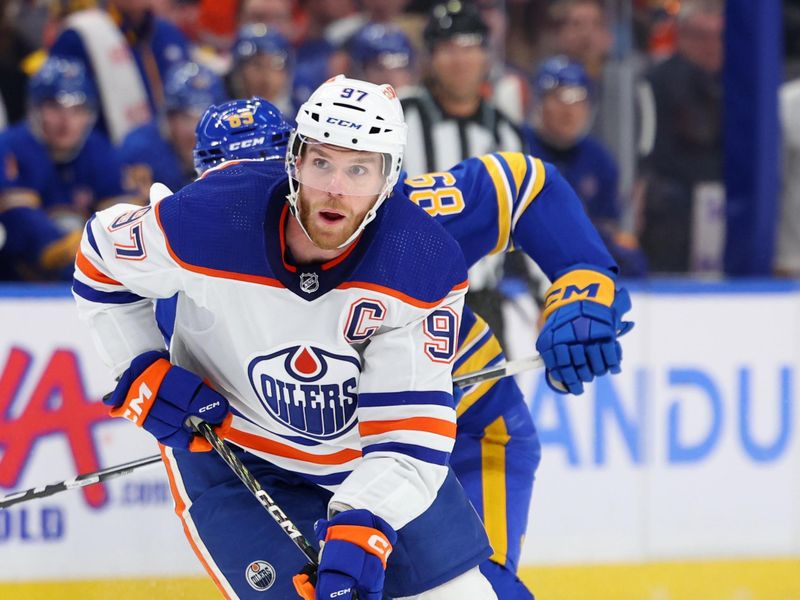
[348, 165, 368, 177]
[312, 157, 330, 170]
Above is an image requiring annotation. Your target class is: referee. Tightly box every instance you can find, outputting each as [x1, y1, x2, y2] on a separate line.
[401, 1, 527, 346]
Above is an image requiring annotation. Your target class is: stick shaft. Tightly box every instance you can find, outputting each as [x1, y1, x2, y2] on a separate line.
[0, 454, 162, 509]
[188, 417, 319, 565]
[453, 354, 544, 387]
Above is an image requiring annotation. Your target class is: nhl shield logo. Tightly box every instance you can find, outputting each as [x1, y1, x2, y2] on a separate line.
[299, 272, 319, 294]
[248, 344, 360, 439]
[245, 560, 276, 591]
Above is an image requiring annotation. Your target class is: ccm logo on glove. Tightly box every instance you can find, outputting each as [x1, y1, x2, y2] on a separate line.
[122, 382, 153, 424]
[367, 534, 392, 558]
[543, 269, 615, 319]
[104, 350, 232, 451]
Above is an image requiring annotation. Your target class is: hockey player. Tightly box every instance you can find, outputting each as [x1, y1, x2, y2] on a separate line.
[176, 95, 632, 598]
[75, 75, 502, 599]
[119, 61, 226, 201]
[76, 80, 636, 598]
[153, 95, 294, 342]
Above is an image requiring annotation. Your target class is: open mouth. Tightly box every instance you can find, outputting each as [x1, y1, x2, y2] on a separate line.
[318, 210, 345, 224]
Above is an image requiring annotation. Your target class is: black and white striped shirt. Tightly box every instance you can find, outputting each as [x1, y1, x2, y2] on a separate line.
[400, 86, 525, 175]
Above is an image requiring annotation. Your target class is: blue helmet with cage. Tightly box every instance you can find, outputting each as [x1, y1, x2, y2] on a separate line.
[28, 57, 98, 109]
[232, 24, 293, 69]
[192, 96, 292, 175]
[533, 56, 593, 100]
[349, 24, 415, 71]
[164, 61, 226, 114]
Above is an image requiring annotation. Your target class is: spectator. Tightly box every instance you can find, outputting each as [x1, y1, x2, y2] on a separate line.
[347, 23, 418, 93]
[527, 56, 647, 277]
[119, 61, 226, 199]
[292, 0, 357, 104]
[237, 0, 294, 39]
[227, 24, 294, 116]
[550, 0, 637, 175]
[49, 0, 191, 144]
[401, 0, 526, 346]
[0, 57, 131, 278]
[475, 0, 531, 124]
[551, 0, 612, 80]
[775, 78, 800, 276]
[0, 203, 79, 281]
[636, 0, 724, 273]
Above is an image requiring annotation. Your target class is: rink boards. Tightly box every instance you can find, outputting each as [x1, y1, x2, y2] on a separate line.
[0, 281, 798, 598]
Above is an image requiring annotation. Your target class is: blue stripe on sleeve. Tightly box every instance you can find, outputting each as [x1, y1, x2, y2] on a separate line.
[516, 156, 534, 207]
[362, 441, 451, 465]
[72, 279, 145, 304]
[495, 153, 519, 200]
[358, 390, 454, 409]
[85, 215, 102, 258]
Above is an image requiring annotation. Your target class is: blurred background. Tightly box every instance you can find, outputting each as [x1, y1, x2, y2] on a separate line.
[0, 0, 798, 598]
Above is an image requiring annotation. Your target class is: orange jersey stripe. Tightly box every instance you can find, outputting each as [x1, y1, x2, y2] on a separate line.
[160, 446, 233, 600]
[75, 247, 122, 285]
[154, 202, 286, 287]
[359, 417, 457, 439]
[338, 279, 469, 309]
[227, 427, 362, 465]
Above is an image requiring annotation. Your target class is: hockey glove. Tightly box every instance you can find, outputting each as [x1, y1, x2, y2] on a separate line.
[104, 350, 232, 451]
[293, 509, 396, 600]
[536, 268, 634, 395]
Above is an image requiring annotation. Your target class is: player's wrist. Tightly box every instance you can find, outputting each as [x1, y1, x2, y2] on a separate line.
[542, 266, 616, 320]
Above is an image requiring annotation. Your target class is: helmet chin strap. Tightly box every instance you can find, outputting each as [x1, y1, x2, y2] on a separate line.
[285, 177, 392, 250]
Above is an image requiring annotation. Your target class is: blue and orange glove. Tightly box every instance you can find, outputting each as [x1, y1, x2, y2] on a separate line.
[104, 350, 232, 451]
[293, 509, 396, 600]
[536, 268, 634, 395]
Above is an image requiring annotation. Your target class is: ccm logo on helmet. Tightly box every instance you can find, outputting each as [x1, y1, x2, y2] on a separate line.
[229, 137, 265, 150]
[326, 117, 362, 129]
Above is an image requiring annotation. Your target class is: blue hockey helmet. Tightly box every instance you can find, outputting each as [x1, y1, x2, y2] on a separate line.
[164, 61, 226, 114]
[193, 96, 292, 175]
[349, 24, 415, 71]
[232, 24, 293, 69]
[533, 56, 593, 102]
[28, 57, 98, 109]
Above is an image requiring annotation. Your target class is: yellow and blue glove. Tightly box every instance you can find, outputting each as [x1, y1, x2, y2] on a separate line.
[536, 268, 634, 395]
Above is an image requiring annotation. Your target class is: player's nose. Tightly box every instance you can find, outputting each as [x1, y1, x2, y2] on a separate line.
[326, 167, 355, 196]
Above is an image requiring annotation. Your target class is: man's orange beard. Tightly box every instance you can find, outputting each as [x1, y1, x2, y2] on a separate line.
[296, 190, 366, 250]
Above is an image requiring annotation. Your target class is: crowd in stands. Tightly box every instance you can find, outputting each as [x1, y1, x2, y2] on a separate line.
[0, 0, 746, 285]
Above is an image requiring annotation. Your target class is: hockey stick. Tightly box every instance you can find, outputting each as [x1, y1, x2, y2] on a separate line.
[452, 354, 544, 387]
[186, 416, 319, 565]
[0, 354, 544, 509]
[0, 454, 163, 509]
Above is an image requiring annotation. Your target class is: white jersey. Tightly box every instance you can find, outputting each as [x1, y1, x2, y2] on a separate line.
[73, 160, 468, 529]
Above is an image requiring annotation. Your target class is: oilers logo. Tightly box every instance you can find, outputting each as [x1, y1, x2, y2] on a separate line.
[245, 560, 276, 591]
[247, 344, 360, 440]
